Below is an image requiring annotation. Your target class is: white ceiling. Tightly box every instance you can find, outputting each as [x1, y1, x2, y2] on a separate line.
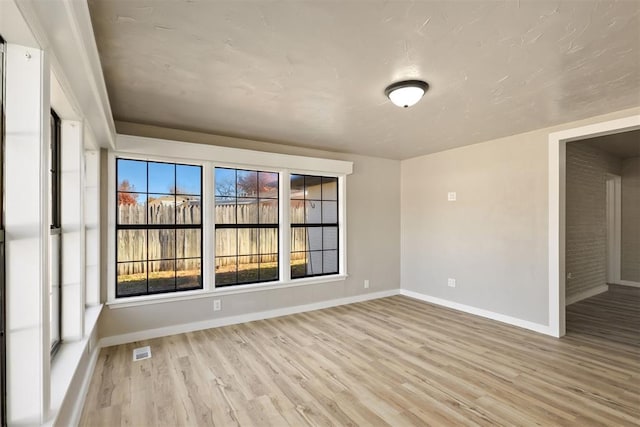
[88, 0, 640, 160]
[578, 129, 640, 159]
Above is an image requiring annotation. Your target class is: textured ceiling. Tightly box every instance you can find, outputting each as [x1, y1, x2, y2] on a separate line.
[88, 0, 640, 160]
[579, 129, 640, 159]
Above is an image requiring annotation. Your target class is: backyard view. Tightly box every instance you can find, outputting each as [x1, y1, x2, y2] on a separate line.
[116, 160, 339, 296]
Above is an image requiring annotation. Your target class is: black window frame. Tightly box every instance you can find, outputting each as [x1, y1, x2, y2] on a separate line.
[290, 174, 340, 279]
[0, 35, 6, 427]
[214, 167, 280, 287]
[115, 158, 203, 298]
[49, 109, 62, 356]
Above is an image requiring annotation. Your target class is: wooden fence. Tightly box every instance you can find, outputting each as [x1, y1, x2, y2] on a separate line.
[117, 203, 314, 276]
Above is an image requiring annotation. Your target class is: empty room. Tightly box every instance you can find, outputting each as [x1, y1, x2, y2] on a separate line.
[0, 0, 638, 426]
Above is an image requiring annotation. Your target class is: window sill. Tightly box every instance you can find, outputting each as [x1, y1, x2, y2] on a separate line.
[49, 304, 103, 424]
[107, 274, 349, 309]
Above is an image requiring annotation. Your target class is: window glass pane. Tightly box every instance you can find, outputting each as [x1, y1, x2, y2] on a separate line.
[177, 229, 201, 258]
[177, 196, 201, 224]
[260, 228, 278, 254]
[148, 229, 175, 260]
[305, 176, 322, 199]
[177, 259, 201, 290]
[148, 260, 175, 293]
[291, 251, 306, 278]
[117, 230, 146, 262]
[216, 229, 237, 257]
[117, 159, 147, 194]
[117, 261, 147, 296]
[323, 250, 338, 274]
[259, 172, 278, 198]
[237, 198, 258, 224]
[238, 255, 260, 283]
[290, 174, 305, 199]
[215, 168, 236, 196]
[259, 199, 278, 224]
[322, 177, 338, 201]
[323, 227, 338, 250]
[216, 257, 237, 286]
[290, 200, 304, 223]
[216, 197, 236, 224]
[148, 162, 175, 194]
[306, 227, 323, 251]
[306, 201, 322, 223]
[117, 193, 146, 224]
[260, 254, 278, 281]
[176, 164, 201, 195]
[260, 255, 278, 282]
[322, 201, 338, 223]
[148, 194, 175, 224]
[238, 228, 259, 255]
[237, 170, 258, 197]
[291, 227, 307, 252]
[307, 251, 323, 275]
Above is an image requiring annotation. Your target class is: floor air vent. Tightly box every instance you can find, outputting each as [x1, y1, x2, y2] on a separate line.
[133, 346, 151, 361]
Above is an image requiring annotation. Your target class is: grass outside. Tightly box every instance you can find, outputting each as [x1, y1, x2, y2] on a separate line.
[117, 259, 308, 294]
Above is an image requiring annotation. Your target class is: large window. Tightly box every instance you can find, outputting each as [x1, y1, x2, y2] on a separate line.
[290, 175, 339, 278]
[215, 168, 279, 287]
[49, 110, 61, 353]
[109, 141, 350, 301]
[116, 159, 203, 297]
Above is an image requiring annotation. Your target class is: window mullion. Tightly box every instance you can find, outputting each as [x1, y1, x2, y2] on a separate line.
[204, 162, 215, 291]
[281, 170, 291, 282]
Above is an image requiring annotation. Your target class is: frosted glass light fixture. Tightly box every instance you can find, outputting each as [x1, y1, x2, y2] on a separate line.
[385, 80, 429, 108]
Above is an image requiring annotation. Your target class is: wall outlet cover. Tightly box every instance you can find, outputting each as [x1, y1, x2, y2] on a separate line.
[448, 192, 457, 201]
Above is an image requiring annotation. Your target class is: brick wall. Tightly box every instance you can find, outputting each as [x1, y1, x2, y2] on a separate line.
[566, 143, 622, 301]
[621, 157, 640, 282]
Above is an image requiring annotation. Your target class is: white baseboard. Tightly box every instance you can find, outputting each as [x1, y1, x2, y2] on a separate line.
[67, 342, 101, 427]
[612, 280, 640, 288]
[100, 289, 400, 347]
[399, 289, 553, 336]
[566, 284, 609, 305]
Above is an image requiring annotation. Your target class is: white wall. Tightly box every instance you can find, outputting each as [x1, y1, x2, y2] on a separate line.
[401, 107, 640, 331]
[621, 157, 640, 282]
[99, 123, 401, 340]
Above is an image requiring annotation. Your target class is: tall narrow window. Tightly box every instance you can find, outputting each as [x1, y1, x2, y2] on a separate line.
[116, 159, 202, 297]
[49, 110, 62, 353]
[0, 36, 6, 425]
[290, 175, 339, 278]
[215, 168, 279, 286]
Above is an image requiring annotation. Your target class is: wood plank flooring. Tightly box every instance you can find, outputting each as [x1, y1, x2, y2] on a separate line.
[566, 284, 640, 347]
[80, 292, 640, 426]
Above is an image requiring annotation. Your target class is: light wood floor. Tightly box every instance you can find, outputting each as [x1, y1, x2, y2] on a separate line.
[80, 292, 640, 426]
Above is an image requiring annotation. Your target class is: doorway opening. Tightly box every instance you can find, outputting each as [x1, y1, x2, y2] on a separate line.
[548, 115, 640, 338]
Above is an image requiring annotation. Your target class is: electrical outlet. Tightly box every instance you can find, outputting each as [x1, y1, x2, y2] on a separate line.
[448, 192, 457, 201]
[447, 278, 456, 288]
[567, 272, 573, 279]
[213, 299, 221, 311]
[364, 279, 370, 289]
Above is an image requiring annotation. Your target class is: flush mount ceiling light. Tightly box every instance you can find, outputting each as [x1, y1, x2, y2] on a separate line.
[385, 80, 429, 108]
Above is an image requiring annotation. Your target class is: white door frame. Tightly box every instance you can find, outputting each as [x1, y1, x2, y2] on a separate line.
[605, 174, 622, 285]
[548, 114, 640, 337]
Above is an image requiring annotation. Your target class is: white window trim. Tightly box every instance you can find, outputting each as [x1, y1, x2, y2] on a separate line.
[107, 134, 352, 307]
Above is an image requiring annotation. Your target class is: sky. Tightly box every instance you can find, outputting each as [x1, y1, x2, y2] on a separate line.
[117, 159, 201, 195]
